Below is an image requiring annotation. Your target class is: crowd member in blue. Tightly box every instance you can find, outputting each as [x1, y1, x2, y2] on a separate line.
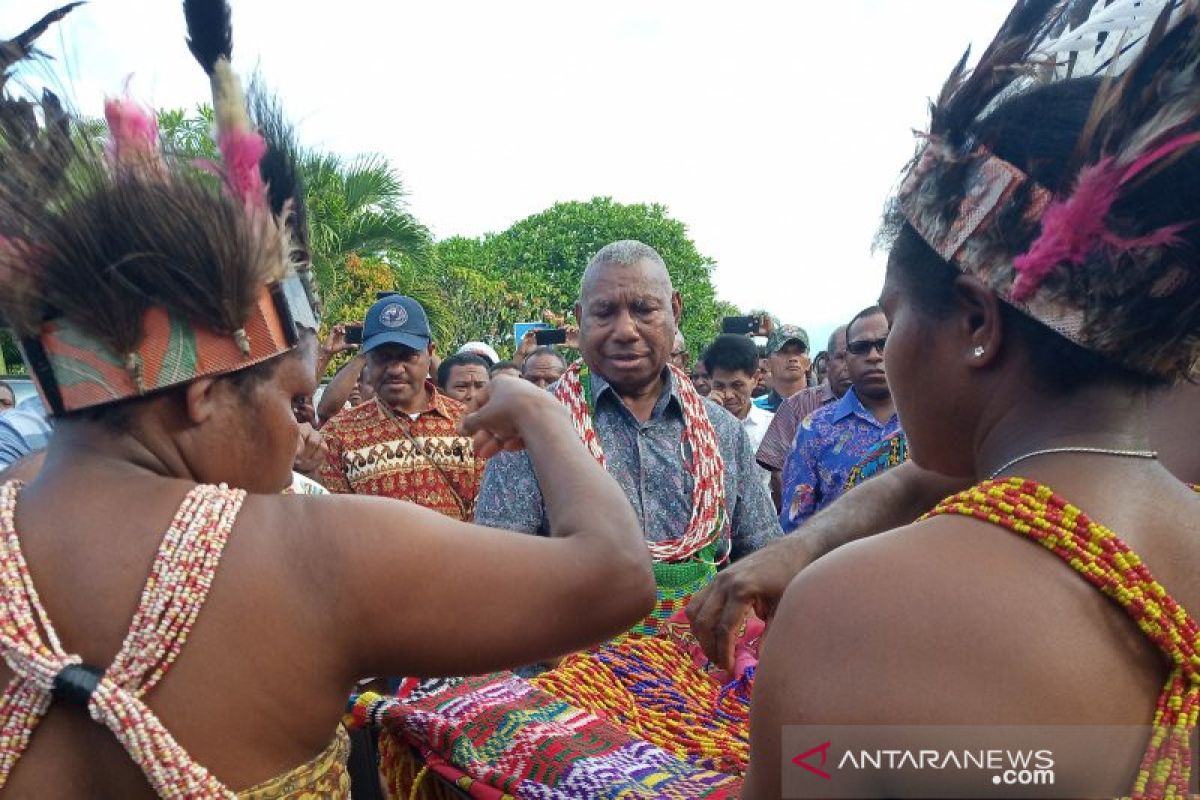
[778, 306, 901, 531]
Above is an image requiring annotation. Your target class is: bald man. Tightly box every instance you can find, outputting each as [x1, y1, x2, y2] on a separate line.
[475, 240, 781, 561]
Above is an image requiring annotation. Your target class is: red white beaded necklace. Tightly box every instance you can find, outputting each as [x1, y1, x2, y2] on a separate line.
[554, 361, 727, 563]
[0, 481, 244, 798]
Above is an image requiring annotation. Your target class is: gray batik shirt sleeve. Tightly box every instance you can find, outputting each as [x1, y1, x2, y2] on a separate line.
[728, 421, 785, 560]
[473, 449, 547, 534]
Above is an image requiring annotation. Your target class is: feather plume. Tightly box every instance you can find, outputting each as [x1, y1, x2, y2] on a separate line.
[0, 2, 83, 91]
[103, 95, 163, 176]
[183, 0, 268, 213]
[930, 0, 1070, 143]
[247, 78, 320, 316]
[183, 0, 232, 75]
[1038, 0, 1188, 77]
[898, 0, 1200, 381]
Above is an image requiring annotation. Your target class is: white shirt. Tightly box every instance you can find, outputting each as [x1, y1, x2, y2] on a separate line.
[741, 404, 775, 488]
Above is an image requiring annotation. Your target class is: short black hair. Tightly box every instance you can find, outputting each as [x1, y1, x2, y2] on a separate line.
[702, 334, 759, 376]
[438, 353, 490, 387]
[845, 306, 884, 343]
[490, 360, 520, 376]
[522, 347, 567, 374]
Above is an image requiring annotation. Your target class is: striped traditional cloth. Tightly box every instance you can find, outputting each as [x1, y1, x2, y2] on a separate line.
[348, 638, 749, 799]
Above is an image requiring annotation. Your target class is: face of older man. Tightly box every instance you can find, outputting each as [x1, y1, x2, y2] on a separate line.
[576, 258, 681, 397]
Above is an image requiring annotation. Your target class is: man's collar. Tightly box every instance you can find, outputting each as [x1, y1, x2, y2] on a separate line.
[589, 365, 682, 416]
[832, 387, 894, 426]
[744, 403, 771, 426]
[831, 387, 869, 422]
[426, 383, 459, 419]
[380, 380, 454, 420]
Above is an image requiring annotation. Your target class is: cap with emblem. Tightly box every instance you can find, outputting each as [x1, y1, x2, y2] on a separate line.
[765, 324, 809, 356]
[361, 295, 432, 353]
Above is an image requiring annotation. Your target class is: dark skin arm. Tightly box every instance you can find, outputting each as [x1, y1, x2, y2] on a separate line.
[314, 323, 356, 382]
[686, 459, 968, 672]
[0, 449, 46, 483]
[294, 375, 657, 677]
[315, 354, 366, 422]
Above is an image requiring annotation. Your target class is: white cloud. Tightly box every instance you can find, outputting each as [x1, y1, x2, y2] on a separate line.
[6, 0, 1014, 349]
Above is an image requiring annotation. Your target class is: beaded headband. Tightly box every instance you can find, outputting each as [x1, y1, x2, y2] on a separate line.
[21, 277, 314, 415]
[895, 141, 1088, 342]
[893, 0, 1200, 380]
[6, 0, 319, 415]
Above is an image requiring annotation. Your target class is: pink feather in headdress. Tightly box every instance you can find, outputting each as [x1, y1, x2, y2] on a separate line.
[103, 95, 161, 174]
[1011, 130, 1200, 301]
[216, 128, 268, 210]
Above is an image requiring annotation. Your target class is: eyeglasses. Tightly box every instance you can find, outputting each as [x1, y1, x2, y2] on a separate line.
[846, 337, 887, 357]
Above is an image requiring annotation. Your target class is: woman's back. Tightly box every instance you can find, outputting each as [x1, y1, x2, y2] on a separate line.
[1, 468, 353, 796]
[747, 461, 1200, 794]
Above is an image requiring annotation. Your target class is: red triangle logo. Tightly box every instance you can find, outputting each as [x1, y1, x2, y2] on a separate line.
[792, 740, 832, 780]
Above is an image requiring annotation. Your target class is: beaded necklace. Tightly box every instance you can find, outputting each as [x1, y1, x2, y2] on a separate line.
[554, 361, 727, 563]
[0, 481, 245, 798]
[927, 478, 1199, 799]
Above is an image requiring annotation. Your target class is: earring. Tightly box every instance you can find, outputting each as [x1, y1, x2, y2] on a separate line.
[973, 346, 985, 359]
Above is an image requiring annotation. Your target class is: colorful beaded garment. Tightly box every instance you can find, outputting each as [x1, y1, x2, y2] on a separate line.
[554, 362, 728, 634]
[0, 481, 349, 798]
[844, 431, 909, 491]
[927, 478, 1200, 799]
[348, 636, 748, 799]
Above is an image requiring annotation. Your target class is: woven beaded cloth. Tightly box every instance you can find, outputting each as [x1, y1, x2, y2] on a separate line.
[348, 637, 749, 799]
[638, 543, 719, 637]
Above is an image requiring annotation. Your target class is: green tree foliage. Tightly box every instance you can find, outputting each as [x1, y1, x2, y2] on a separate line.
[432, 197, 727, 358]
[148, 107, 443, 349]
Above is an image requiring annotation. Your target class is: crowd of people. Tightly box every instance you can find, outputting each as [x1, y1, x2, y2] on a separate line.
[1, 0, 1200, 797]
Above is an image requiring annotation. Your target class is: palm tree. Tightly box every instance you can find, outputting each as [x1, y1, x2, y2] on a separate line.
[301, 152, 445, 337]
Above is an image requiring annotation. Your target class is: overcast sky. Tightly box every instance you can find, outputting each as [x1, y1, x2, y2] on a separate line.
[7, 0, 1016, 350]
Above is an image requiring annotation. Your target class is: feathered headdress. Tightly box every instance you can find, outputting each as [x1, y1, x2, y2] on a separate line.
[897, 0, 1200, 381]
[0, 0, 319, 416]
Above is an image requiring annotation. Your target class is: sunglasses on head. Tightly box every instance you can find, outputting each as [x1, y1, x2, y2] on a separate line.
[846, 337, 888, 357]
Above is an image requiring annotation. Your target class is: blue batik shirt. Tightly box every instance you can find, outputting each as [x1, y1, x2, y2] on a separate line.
[779, 387, 902, 532]
[474, 368, 782, 561]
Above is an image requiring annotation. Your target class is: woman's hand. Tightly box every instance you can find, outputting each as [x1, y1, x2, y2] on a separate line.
[460, 375, 562, 459]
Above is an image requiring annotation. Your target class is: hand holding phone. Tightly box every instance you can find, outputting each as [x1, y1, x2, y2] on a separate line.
[535, 328, 568, 346]
[721, 315, 762, 335]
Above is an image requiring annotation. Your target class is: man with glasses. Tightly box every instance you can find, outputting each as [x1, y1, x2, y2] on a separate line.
[318, 295, 485, 521]
[778, 306, 901, 532]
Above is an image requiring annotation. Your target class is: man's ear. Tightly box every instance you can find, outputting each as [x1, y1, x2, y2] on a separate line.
[671, 291, 683, 327]
[184, 377, 222, 426]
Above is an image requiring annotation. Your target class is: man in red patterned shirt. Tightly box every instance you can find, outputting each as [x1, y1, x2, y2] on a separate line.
[318, 296, 484, 520]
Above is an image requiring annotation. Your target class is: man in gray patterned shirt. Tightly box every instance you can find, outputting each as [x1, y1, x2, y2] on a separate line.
[475, 240, 782, 560]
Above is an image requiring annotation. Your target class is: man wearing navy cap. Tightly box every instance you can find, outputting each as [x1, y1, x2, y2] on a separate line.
[318, 296, 485, 520]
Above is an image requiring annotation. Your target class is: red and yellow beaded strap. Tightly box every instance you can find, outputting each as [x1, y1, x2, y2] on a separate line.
[926, 478, 1199, 799]
[554, 361, 728, 563]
